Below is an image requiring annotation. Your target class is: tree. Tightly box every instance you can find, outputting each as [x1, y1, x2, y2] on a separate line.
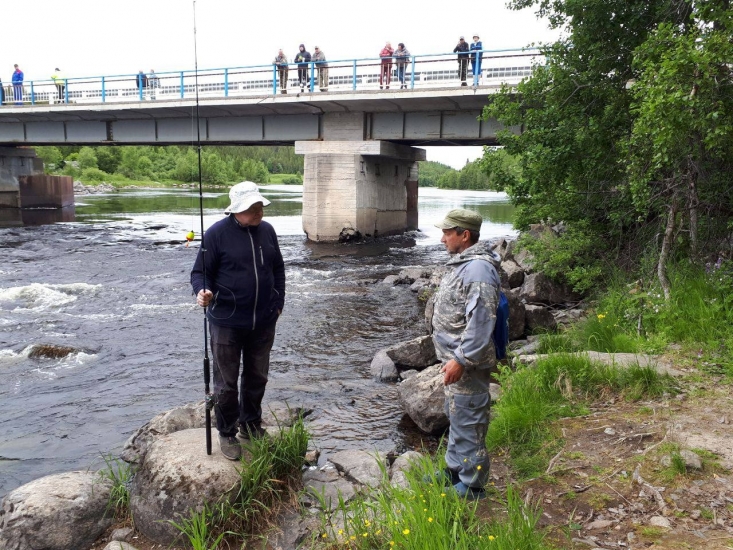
[77, 147, 98, 170]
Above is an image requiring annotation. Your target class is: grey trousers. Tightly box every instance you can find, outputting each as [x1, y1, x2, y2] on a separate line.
[444, 382, 491, 488]
[209, 322, 276, 437]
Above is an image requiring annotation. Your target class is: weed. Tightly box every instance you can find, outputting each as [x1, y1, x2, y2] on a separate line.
[168, 505, 226, 550]
[566, 451, 585, 460]
[98, 455, 134, 521]
[639, 526, 665, 538]
[700, 507, 714, 520]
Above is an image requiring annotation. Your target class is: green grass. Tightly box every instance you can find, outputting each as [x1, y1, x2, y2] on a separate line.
[168, 505, 226, 550]
[486, 355, 678, 478]
[267, 173, 303, 184]
[98, 455, 135, 521]
[314, 454, 550, 550]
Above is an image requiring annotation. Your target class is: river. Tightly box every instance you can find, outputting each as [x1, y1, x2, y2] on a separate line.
[0, 184, 515, 498]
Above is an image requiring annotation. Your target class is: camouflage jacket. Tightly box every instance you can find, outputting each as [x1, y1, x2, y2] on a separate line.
[429, 242, 501, 374]
[274, 53, 289, 67]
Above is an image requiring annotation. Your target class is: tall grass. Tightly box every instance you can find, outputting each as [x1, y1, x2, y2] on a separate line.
[316, 454, 550, 550]
[487, 355, 678, 478]
[98, 455, 135, 521]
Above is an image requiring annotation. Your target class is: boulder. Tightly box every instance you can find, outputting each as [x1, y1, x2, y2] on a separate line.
[301, 468, 356, 511]
[381, 275, 400, 286]
[524, 304, 558, 332]
[500, 259, 525, 289]
[385, 335, 437, 369]
[329, 450, 387, 488]
[506, 289, 527, 340]
[520, 272, 578, 305]
[660, 450, 702, 470]
[129, 428, 241, 545]
[398, 267, 431, 284]
[121, 401, 206, 463]
[397, 364, 448, 435]
[409, 278, 431, 293]
[0, 471, 113, 550]
[399, 369, 419, 380]
[390, 450, 424, 488]
[370, 350, 399, 382]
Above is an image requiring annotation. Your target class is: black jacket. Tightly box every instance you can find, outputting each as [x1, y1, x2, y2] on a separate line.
[453, 42, 469, 59]
[295, 49, 311, 67]
[191, 216, 285, 329]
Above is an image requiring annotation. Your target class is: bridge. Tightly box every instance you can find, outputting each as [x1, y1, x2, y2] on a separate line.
[0, 49, 535, 240]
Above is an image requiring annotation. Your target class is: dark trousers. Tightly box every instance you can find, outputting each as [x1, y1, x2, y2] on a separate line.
[13, 84, 22, 104]
[458, 58, 468, 83]
[209, 322, 277, 437]
[56, 84, 65, 103]
[380, 62, 392, 87]
[397, 65, 406, 86]
[298, 67, 308, 89]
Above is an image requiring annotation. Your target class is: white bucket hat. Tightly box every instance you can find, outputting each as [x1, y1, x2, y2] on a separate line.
[224, 181, 270, 214]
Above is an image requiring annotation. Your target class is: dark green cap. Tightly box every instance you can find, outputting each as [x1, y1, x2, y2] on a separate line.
[434, 208, 483, 232]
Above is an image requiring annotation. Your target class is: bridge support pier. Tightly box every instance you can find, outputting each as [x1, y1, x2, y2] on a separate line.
[294, 141, 425, 242]
[0, 147, 73, 211]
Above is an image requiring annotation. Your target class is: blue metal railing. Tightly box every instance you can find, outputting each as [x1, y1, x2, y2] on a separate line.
[0, 48, 539, 107]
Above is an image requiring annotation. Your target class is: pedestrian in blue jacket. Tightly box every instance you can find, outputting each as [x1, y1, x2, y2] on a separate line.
[12, 65, 23, 105]
[470, 35, 483, 84]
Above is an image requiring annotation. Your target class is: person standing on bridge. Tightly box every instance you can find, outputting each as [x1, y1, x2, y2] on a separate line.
[51, 68, 65, 103]
[470, 35, 483, 85]
[0, 78, 5, 106]
[453, 36, 470, 86]
[191, 181, 286, 460]
[12, 64, 23, 105]
[136, 70, 148, 100]
[379, 42, 394, 89]
[273, 49, 289, 94]
[426, 208, 500, 500]
[312, 46, 328, 92]
[394, 43, 410, 89]
[148, 70, 160, 100]
[294, 44, 311, 92]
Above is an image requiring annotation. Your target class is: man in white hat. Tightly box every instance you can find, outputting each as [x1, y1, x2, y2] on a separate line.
[191, 181, 285, 460]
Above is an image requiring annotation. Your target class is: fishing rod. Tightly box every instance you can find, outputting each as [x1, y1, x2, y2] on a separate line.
[193, 0, 212, 456]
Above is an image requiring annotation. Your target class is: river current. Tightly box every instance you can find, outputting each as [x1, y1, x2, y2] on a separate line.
[0, 185, 515, 498]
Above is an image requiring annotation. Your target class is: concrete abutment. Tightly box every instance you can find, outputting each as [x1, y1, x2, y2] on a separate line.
[0, 147, 73, 213]
[295, 141, 425, 242]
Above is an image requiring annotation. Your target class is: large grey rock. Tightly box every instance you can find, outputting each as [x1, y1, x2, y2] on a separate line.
[525, 304, 558, 332]
[514, 352, 683, 377]
[398, 267, 431, 284]
[370, 350, 399, 382]
[409, 278, 431, 293]
[381, 275, 400, 286]
[390, 451, 424, 488]
[329, 450, 387, 488]
[397, 364, 448, 434]
[129, 428, 241, 545]
[385, 335, 437, 369]
[500, 259, 525, 289]
[520, 272, 578, 305]
[268, 506, 320, 550]
[507, 290, 527, 340]
[0, 471, 113, 550]
[121, 401, 206, 463]
[301, 469, 356, 511]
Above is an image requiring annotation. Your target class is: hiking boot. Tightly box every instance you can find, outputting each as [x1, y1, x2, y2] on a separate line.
[452, 481, 486, 500]
[218, 434, 242, 460]
[238, 423, 268, 440]
[423, 467, 460, 487]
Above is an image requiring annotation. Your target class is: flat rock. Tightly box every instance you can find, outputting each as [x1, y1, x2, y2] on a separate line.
[649, 516, 672, 529]
[267, 506, 320, 550]
[0, 471, 113, 550]
[586, 519, 614, 530]
[660, 450, 702, 470]
[329, 450, 387, 488]
[381, 275, 400, 285]
[129, 428, 242, 545]
[514, 351, 683, 376]
[110, 527, 134, 542]
[397, 364, 448, 434]
[302, 469, 356, 511]
[103, 543, 139, 550]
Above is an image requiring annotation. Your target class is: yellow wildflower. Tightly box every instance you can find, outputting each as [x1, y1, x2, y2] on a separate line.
[364, 520, 371, 527]
[489, 535, 496, 541]
[321, 533, 327, 538]
[428, 517, 434, 523]
[403, 528, 410, 535]
[338, 529, 344, 535]
[350, 535, 356, 540]
[389, 542, 395, 547]
[441, 493, 446, 497]
[597, 313, 606, 320]
[477, 465, 482, 470]
[362, 532, 368, 537]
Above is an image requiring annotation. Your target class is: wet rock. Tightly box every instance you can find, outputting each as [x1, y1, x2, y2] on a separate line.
[381, 275, 400, 286]
[129, 428, 241, 545]
[398, 267, 431, 284]
[525, 304, 558, 332]
[397, 364, 448, 435]
[0, 471, 113, 550]
[330, 450, 387, 488]
[338, 227, 361, 242]
[390, 450, 423, 488]
[409, 278, 431, 293]
[500, 259, 525, 289]
[506, 289, 527, 340]
[110, 527, 134, 542]
[520, 272, 578, 305]
[370, 350, 399, 382]
[648, 516, 672, 529]
[660, 450, 702, 470]
[27, 343, 80, 359]
[385, 335, 437, 369]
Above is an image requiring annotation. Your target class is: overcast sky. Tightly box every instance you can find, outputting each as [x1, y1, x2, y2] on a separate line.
[3, 0, 558, 169]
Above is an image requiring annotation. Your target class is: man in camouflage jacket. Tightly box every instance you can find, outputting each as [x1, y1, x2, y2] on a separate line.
[429, 208, 501, 499]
